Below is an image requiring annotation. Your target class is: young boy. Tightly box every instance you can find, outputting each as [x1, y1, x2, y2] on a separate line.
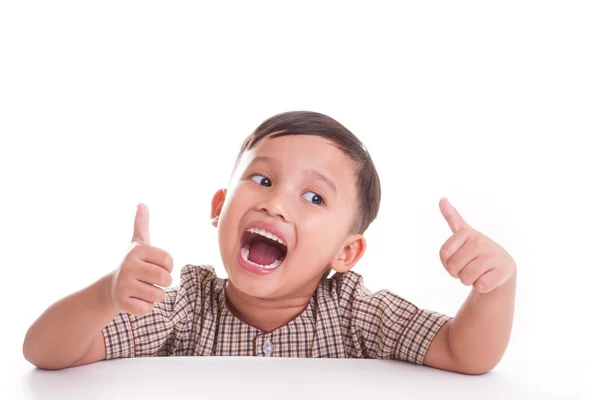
[23, 111, 516, 374]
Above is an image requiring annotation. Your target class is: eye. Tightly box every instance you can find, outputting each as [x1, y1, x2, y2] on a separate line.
[302, 191, 324, 205]
[251, 174, 272, 187]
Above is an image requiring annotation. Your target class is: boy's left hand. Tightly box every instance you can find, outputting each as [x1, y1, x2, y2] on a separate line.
[438, 198, 516, 294]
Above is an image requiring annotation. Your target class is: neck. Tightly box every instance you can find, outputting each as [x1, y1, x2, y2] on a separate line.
[225, 281, 317, 333]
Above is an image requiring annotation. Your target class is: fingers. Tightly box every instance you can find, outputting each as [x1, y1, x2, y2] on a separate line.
[136, 262, 173, 287]
[129, 281, 166, 304]
[130, 245, 174, 273]
[439, 198, 470, 234]
[132, 203, 151, 245]
[438, 198, 515, 294]
[473, 267, 512, 293]
[112, 272, 164, 316]
[439, 228, 471, 273]
[443, 238, 479, 278]
[122, 297, 155, 317]
[457, 255, 494, 287]
[112, 203, 175, 316]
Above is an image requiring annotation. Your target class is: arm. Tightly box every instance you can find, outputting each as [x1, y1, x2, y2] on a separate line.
[23, 274, 117, 369]
[23, 204, 173, 370]
[425, 275, 516, 374]
[423, 198, 517, 374]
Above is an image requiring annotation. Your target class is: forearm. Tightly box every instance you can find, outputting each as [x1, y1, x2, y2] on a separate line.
[23, 274, 119, 369]
[448, 274, 516, 372]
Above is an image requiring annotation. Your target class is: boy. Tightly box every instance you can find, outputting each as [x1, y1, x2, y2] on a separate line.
[23, 111, 516, 374]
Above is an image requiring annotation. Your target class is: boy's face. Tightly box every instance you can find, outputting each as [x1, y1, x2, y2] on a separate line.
[211, 134, 366, 299]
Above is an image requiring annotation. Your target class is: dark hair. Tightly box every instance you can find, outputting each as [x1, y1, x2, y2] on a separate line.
[234, 111, 381, 234]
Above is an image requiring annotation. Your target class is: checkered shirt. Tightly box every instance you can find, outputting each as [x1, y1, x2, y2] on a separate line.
[102, 264, 451, 363]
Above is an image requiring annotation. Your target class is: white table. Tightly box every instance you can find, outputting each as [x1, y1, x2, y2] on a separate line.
[13, 356, 589, 399]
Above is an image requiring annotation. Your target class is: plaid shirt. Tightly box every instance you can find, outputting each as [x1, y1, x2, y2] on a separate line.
[103, 265, 451, 364]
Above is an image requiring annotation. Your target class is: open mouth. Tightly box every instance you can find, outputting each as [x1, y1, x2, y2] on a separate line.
[240, 227, 288, 270]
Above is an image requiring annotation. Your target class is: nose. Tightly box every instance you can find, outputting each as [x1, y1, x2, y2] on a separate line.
[257, 191, 290, 221]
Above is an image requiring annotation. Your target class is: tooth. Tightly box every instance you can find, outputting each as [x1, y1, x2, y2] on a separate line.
[241, 245, 284, 270]
[241, 247, 249, 261]
[245, 227, 286, 247]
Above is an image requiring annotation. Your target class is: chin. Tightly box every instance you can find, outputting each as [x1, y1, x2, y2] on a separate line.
[226, 263, 285, 299]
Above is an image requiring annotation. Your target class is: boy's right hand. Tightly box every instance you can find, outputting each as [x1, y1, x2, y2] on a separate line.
[108, 204, 174, 316]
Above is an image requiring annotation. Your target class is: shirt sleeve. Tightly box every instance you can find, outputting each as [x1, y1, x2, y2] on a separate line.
[101, 264, 214, 359]
[333, 271, 452, 364]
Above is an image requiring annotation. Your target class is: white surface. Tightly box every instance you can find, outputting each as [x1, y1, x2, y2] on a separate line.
[11, 357, 588, 400]
[1, 1, 599, 399]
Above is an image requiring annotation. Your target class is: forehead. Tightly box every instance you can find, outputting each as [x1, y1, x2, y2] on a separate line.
[239, 134, 357, 188]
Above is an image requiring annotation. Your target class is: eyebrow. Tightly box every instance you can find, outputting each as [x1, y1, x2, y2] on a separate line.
[306, 169, 337, 194]
[250, 156, 338, 194]
[251, 156, 277, 165]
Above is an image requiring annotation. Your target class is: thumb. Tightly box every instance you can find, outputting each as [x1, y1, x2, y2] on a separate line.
[439, 198, 469, 234]
[132, 203, 150, 244]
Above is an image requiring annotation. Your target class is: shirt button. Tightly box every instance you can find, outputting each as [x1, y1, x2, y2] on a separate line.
[262, 340, 274, 357]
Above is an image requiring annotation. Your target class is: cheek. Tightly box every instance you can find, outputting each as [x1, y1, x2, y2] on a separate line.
[217, 196, 243, 246]
[299, 205, 352, 232]
[296, 215, 346, 256]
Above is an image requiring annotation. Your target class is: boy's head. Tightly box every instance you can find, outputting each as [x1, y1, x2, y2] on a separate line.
[211, 111, 381, 299]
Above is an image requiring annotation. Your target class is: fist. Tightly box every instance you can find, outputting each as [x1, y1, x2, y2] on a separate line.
[439, 198, 516, 294]
[109, 204, 174, 316]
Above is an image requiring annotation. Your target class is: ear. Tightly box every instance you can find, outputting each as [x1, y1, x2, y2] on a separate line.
[330, 234, 367, 274]
[211, 189, 227, 227]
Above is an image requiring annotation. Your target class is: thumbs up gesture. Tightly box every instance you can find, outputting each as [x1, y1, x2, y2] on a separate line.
[438, 198, 516, 294]
[108, 204, 174, 316]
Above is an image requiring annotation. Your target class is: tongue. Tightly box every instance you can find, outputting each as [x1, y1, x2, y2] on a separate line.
[248, 241, 283, 266]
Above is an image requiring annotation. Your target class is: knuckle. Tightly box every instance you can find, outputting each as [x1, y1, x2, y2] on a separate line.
[152, 288, 164, 303]
[440, 253, 453, 270]
[446, 260, 458, 277]
[163, 252, 174, 271]
[153, 268, 164, 284]
[159, 271, 171, 287]
[459, 272, 471, 285]
[439, 247, 448, 261]
[156, 270, 168, 286]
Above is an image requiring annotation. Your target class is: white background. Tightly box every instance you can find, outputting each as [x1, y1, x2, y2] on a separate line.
[1, 1, 598, 398]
